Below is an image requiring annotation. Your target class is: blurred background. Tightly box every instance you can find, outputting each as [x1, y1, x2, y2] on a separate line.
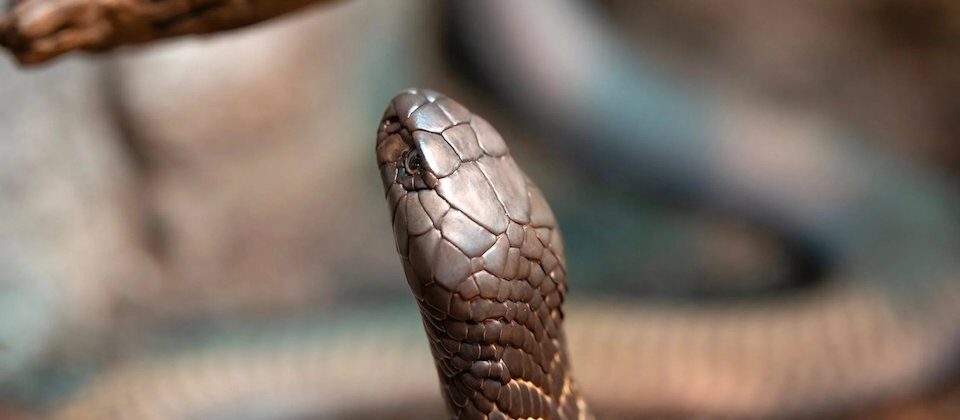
[1, 0, 960, 418]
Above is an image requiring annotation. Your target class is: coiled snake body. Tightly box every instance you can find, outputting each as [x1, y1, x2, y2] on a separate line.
[377, 89, 590, 420]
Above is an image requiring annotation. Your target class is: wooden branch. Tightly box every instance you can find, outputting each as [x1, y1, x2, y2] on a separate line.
[0, 0, 335, 65]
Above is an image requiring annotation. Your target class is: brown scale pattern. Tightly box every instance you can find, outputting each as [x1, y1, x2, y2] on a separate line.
[377, 89, 590, 420]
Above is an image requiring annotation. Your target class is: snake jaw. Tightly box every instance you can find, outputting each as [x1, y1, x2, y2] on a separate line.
[378, 89, 590, 419]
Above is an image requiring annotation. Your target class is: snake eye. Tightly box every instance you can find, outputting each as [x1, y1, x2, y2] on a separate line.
[404, 150, 423, 175]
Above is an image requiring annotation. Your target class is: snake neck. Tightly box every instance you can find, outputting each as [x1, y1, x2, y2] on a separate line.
[379, 89, 590, 419]
[410, 203, 589, 419]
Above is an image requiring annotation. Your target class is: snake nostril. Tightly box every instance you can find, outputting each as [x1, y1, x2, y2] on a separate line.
[382, 116, 401, 132]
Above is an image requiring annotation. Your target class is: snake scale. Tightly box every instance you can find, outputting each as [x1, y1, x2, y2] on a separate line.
[2, 0, 960, 418]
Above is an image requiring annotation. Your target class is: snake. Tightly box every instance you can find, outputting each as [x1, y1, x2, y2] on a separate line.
[376, 89, 591, 420]
[4, 0, 960, 418]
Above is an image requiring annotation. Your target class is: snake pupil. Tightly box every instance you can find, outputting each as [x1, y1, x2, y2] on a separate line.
[405, 150, 422, 174]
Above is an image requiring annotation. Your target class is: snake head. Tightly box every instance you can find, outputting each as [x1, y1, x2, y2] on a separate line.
[376, 88, 560, 302]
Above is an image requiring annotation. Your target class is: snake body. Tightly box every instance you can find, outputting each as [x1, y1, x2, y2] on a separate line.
[377, 89, 590, 420]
